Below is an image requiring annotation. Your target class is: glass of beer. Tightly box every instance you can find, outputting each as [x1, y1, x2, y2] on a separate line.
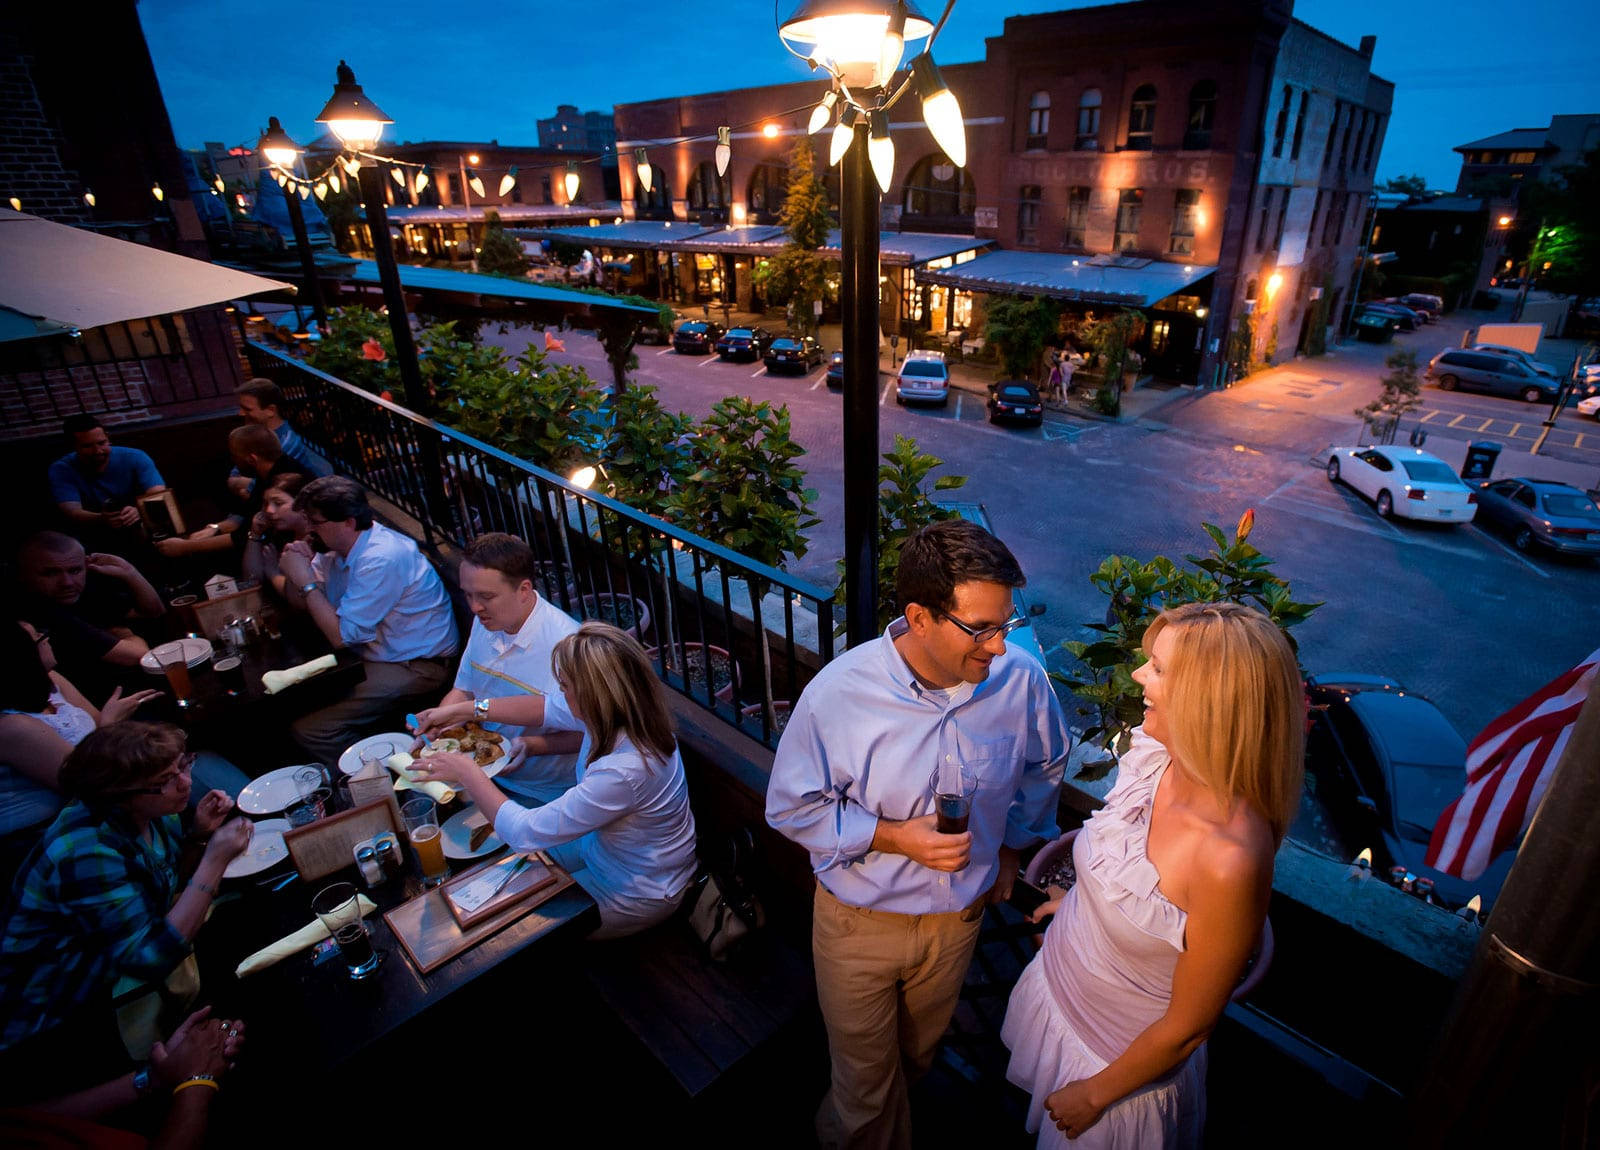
[928, 761, 978, 835]
[402, 797, 449, 887]
[311, 881, 380, 979]
[154, 642, 192, 705]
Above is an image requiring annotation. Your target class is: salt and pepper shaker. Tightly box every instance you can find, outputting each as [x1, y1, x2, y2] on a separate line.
[374, 833, 403, 881]
[354, 843, 383, 887]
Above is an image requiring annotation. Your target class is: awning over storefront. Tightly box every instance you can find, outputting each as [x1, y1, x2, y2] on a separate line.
[529, 223, 989, 267]
[376, 203, 623, 226]
[0, 208, 292, 343]
[823, 231, 992, 267]
[342, 260, 658, 316]
[523, 221, 719, 250]
[915, 251, 1216, 306]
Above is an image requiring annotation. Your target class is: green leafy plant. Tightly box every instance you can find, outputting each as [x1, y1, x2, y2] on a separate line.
[1053, 508, 1321, 756]
[1354, 350, 1422, 444]
[475, 210, 529, 276]
[832, 434, 966, 636]
[760, 136, 834, 335]
[983, 295, 1061, 380]
[1082, 308, 1146, 416]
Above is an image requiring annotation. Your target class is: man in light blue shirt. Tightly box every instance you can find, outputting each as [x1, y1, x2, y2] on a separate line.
[227, 378, 332, 499]
[278, 477, 459, 763]
[767, 519, 1070, 1149]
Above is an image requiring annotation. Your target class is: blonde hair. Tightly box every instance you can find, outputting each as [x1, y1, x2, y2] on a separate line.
[551, 622, 676, 766]
[1143, 602, 1304, 844]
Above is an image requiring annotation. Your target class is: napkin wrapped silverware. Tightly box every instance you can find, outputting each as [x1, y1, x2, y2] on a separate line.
[262, 654, 338, 695]
[234, 894, 378, 977]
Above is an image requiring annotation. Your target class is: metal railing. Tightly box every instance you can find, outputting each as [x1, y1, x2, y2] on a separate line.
[244, 340, 835, 748]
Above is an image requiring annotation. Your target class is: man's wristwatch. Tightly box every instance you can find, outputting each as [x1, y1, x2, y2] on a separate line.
[299, 581, 319, 598]
[474, 697, 491, 720]
[132, 1065, 153, 1096]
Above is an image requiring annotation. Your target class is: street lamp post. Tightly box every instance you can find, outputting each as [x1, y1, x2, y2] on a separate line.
[839, 114, 881, 646]
[258, 117, 329, 333]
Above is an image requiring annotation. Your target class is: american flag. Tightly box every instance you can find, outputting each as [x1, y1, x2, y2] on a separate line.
[1425, 647, 1600, 880]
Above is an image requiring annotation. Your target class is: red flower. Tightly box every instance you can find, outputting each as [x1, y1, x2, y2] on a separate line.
[379, 390, 393, 403]
[543, 330, 566, 353]
[362, 338, 387, 362]
[1235, 507, 1256, 542]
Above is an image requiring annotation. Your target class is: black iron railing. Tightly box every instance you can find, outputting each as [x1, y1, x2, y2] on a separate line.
[244, 340, 834, 748]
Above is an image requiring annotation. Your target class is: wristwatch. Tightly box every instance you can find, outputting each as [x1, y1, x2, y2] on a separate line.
[299, 581, 319, 597]
[475, 697, 491, 720]
[132, 1065, 153, 1096]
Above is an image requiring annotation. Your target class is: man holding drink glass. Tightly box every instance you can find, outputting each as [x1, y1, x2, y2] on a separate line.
[766, 521, 1071, 1150]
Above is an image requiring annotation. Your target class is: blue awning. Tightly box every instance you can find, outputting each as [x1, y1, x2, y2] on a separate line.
[524, 221, 719, 249]
[529, 223, 989, 267]
[379, 203, 622, 226]
[342, 260, 658, 316]
[915, 251, 1216, 306]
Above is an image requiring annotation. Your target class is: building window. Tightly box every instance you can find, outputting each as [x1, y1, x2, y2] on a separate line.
[1114, 187, 1143, 251]
[1290, 91, 1309, 160]
[1349, 111, 1368, 172]
[747, 163, 788, 222]
[1273, 189, 1289, 250]
[537, 175, 549, 204]
[1064, 186, 1090, 247]
[1170, 188, 1200, 254]
[634, 170, 670, 218]
[1309, 188, 1326, 243]
[1364, 116, 1382, 172]
[1018, 186, 1042, 246]
[1324, 102, 1343, 169]
[1256, 187, 1274, 251]
[1340, 106, 1357, 168]
[1125, 85, 1156, 151]
[687, 161, 728, 214]
[1508, 151, 1536, 164]
[1323, 191, 1342, 245]
[1184, 81, 1216, 150]
[1026, 91, 1051, 150]
[903, 154, 976, 223]
[1271, 85, 1291, 157]
[1075, 88, 1102, 150]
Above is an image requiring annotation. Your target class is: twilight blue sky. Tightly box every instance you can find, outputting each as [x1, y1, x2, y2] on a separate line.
[141, 0, 1597, 190]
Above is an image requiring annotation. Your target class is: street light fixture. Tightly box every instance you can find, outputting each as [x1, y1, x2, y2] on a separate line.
[258, 116, 329, 333]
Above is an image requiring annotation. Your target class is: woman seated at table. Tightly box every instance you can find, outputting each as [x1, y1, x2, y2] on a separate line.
[410, 622, 698, 940]
[0, 620, 247, 878]
[0, 721, 252, 1069]
[240, 471, 310, 597]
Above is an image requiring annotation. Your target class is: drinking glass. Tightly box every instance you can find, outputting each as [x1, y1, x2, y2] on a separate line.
[359, 740, 395, 776]
[402, 797, 448, 887]
[311, 882, 380, 979]
[928, 761, 979, 835]
[155, 643, 192, 705]
[286, 766, 330, 826]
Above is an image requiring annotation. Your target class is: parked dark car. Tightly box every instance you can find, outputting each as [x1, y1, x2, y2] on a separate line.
[1355, 303, 1422, 332]
[1425, 349, 1560, 403]
[825, 350, 844, 388]
[763, 335, 824, 374]
[986, 380, 1044, 426]
[672, 320, 725, 354]
[1305, 674, 1515, 912]
[1474, 477, 1600, 556]
[714, 326, 774, 362]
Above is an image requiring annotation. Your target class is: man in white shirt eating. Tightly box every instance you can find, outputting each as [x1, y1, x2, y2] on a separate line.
[410, 533, 585, 800]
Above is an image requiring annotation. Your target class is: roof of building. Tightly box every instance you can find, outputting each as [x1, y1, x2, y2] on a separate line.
[1395, 196, 1485, 214]
[0, 207, 290, 343]
[526, 222, 989, 266]
[377, 204, 621, 225]
[341, 260, 658, 316]
[913, 250, 1215, 306]
[1453, 128, 1554, 153]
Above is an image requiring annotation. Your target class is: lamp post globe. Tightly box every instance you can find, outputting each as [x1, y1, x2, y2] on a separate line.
[314, 60, 392, 153]
[779, 0, 933, 89]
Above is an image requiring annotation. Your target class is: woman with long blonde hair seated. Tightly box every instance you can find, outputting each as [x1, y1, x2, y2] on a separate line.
[1002, 601, 1304, 1146]
[411, 621, 698, 939]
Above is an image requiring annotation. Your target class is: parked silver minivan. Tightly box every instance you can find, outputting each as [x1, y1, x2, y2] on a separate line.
[1425, 349, 1560, 403]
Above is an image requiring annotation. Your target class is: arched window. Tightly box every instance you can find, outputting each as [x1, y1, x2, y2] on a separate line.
[1185, 81, 1216, 151]
[747, 163, 788, 223]
[902, 154, 975, 229]
[1075, 88, 1102, 151]
[1271, 85, 1291, 157]
[1126, 84, 1156, 151]
[1026, 91, 1051, 150]
[633, 170, 670, 219]
[686, 161, 728, 220]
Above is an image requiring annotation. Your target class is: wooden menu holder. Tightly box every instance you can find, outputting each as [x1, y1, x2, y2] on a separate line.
[138, 490, 186, 538]
[191, 585, 265, 643]
[282, 798, 402, 883]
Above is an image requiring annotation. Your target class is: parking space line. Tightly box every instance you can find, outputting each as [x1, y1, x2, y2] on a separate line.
[1477, 419, 1495, 432]
[955, 393, 964, 420]
[697, 355, 721, 369]
[655, 347, 676, 357]
[1447, 414, 1468, 428]
[1471, 526, 1552, 578]
[810, 374, 827, 390]
[750, 365, 767, 378]
[880, 380, 894, 405]
[1577, 433, 1586, 448]
[1419, 409, 1441, 423]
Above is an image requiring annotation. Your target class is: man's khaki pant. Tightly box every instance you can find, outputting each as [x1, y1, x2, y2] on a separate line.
[811, 883, 986, 1150]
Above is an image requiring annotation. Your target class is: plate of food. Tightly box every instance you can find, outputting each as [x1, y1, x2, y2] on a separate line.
[441, 806, 506, 860]
[338, 725, 513, 779]
[223, 818, 290, 878]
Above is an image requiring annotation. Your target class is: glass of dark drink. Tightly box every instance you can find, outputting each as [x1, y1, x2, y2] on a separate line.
[929, 762, 979, 835]
[311, 882, 380, 979]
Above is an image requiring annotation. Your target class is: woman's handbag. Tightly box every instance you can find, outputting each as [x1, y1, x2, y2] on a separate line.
[686, 827, 765, 961]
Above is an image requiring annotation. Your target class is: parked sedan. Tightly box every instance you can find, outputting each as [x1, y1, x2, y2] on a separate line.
[1326, 445, 1478, 523]
[714, 326, 774, 362]
[825, 350, 844, 388]
[763, 335, 824, 374]
[1305, 674, 1515, 912]
[672, 320, 725, 354]
[1355, 303, 1422, 332]
[1578, 394, 1600, 419]
[986, 380, 1044, 425]
[1474, 477, 1600, 556]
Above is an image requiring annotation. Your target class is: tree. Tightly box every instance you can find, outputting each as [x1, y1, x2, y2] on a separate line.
[1355, 350, 1423, 444]
[1511, 148, 1600, 299]
[983, 295, 1061, 380]
[1081, 308, 1147, 417]
[475, 210, 528, 276]
[546, 237, 588, 282]
[760, 136, 834, 335]
[1381, 174, 1429, 196]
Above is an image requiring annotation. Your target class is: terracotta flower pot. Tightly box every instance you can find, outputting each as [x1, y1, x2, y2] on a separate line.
[580, 593, 651, 641]
[646, 641, 736, 704]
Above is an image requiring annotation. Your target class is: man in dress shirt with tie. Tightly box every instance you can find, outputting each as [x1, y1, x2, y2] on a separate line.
[767, 520, 1071, 1150]
[408, 532, 585, 801]
[278, 477, 459, 763]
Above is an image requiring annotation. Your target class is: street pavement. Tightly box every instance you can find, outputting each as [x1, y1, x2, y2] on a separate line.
[492, 299, 1595, 740]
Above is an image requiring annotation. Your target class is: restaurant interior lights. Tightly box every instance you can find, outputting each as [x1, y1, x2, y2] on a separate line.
[564, 161, 580, 202]
[634, 148, 653, 194]
[314, 60, 391, 152]
[715, 127, 732, 177]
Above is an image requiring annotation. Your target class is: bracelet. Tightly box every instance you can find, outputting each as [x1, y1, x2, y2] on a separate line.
[173, 1075, 219, 1096]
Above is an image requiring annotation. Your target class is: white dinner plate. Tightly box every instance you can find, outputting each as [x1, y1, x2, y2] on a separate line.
[441, 806, 507, 860]
[140, 637, 214, 674]
[223, 818, 291, 878]
[237, 765, 315, 815]
[338, 730, 513, 778]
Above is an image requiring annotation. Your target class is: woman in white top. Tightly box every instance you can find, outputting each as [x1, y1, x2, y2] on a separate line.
[411, 621, 698, 939]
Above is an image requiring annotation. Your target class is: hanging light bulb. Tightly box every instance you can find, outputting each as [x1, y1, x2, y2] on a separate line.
[329, 172, 342, 195]
[7, 197, 20, 211]
[467, 169, 486, 198]
[868, 110, 894, 193]
[151, 181, 165, 202]
[314, 182, 328, 201]
[390, 167, 406, 187]
[83, 189, 96, 207]
[912, 55, 967, 168]
[499, 166, 519, 197]
[342, 156, 362, 177]
[808, 90, 838, 135]
[634, 148, 653, 194]
[877, 1, 908, 87]
[414, 169, 429, 195]
[564, 161, 580, 202]
[715, 126, 732, 178]
[276, 172, 288, 188]
[829, 107, 856, 168]
[298, 183, 311, 200]
[213, 175, 225, 194]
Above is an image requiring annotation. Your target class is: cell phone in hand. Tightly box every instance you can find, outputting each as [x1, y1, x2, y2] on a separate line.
[1008, 878, 1050, 918]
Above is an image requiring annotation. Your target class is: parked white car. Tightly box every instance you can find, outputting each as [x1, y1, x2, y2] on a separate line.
[1325, 446, 1479, 523]
[895, 350, 951, 405]
[1577, 394, 1600, 419]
